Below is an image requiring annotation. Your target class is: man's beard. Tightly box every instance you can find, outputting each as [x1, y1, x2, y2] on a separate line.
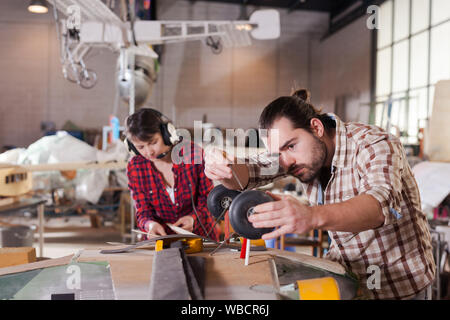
[288, 136, 327, 183]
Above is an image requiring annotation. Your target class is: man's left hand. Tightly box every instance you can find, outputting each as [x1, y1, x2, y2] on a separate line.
[248, 192, 316, 240]
[173, 215, 195, 232]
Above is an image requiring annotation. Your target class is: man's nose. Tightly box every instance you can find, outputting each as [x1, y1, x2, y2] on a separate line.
[280, 152, 295, 168]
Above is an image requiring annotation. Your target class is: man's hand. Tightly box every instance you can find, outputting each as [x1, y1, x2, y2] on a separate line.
[204, 147, 234, 181]
[204, 146, 249, 190]
[248, 192, 316, 240]
[145, 221, 167, 238]
[173, 215, 195, 232]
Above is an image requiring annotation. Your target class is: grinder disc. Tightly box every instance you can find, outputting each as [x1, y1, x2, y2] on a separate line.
[229, 190, 274, 239]
[207, 185, 241, 221]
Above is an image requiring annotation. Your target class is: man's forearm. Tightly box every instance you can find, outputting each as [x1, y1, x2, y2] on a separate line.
[312, 194, 385, 233]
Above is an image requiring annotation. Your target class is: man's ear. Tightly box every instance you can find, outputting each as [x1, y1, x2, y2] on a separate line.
[310, 118, 325, 138]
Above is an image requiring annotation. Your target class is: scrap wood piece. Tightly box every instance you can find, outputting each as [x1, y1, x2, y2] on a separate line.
[149, 247, 205, 300]
[259, 249, 347, 275]
[0, 254, 73, 277]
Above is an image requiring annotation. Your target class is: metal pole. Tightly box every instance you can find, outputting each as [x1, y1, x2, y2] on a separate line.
[38, 203, 44, 257]
[129, 51, 136, 244]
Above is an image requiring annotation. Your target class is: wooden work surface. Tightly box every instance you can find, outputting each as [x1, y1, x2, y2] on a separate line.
[77, 244, 346, 300]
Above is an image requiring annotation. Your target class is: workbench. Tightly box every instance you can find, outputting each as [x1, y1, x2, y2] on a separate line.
[76, 243, 354, 300]
[0, 197, 46, 257]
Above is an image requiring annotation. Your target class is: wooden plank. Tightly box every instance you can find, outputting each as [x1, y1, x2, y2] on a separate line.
[0, 247, 36, 268]
[0, 166, 33, 197]
[0, 254, 73, 277]
[425, 80, 450, 161]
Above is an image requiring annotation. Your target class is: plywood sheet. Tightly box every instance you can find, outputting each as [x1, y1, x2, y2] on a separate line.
[425, 80, 450, 161]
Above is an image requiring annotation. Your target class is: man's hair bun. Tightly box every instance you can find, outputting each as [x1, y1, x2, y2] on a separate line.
[291, 88, 310, 102]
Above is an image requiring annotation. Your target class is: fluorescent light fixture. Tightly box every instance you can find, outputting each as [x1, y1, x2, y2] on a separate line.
[28, 0, 48, 14]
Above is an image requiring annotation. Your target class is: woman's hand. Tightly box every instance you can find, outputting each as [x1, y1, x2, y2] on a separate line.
[173, 215, 195, 232]
[145, 221, 167, 238]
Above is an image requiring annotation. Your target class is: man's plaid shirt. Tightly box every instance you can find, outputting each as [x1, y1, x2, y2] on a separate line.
[246, 114, 435, 299]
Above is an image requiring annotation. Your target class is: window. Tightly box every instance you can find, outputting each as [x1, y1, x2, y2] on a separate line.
[392, 40, 409, 92]
[376, 48, 392, 96]
[374, 0, 450, 144]
[410, 31, 429, 88]
[394, 0, 410, 41]
[411, 0, 429, 33]
[430, 21, 450, 85]
[431, 0, 450, 25]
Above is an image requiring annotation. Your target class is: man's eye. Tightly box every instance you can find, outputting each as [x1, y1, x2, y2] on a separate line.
[288, 144, 296, 150]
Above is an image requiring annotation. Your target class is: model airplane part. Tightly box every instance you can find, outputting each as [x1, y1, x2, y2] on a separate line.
[207, 185, 275, 240]
[116, 48, 157, 107]
[47, 0, 280, 96]
[206, 184, 241, 221]
[0, 164, 33, 197]
[0, 160, 126, 198]
[229, 190, 274, 240]
[66, 8, 280, 47]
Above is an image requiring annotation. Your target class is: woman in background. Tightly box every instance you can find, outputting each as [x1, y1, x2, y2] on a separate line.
[125, 108, 219, 241]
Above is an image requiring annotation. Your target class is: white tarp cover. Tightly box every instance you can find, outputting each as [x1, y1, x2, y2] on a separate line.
[0, 131, 129, 203]
[412, 161, 450, 218]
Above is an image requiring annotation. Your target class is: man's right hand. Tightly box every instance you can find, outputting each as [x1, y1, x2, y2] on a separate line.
[204, 147, 249, 190]
[145, 221, 167, 238]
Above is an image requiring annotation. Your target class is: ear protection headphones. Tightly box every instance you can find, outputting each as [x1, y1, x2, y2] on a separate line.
[124, 108, 181, 158]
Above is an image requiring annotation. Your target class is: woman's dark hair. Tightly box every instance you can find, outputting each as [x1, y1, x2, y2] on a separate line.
[259, 89, 335, 132]
[125, 108, 164, 142]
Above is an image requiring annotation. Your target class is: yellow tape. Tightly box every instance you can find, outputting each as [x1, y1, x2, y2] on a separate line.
[155, 240, 164, 252]
[238, 237, 266, 247]
[297, 277, 340, 300]
[184, 238, 203, 254]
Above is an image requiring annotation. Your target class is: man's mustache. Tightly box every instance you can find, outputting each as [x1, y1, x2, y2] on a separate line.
[288, 164, 306, 174]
